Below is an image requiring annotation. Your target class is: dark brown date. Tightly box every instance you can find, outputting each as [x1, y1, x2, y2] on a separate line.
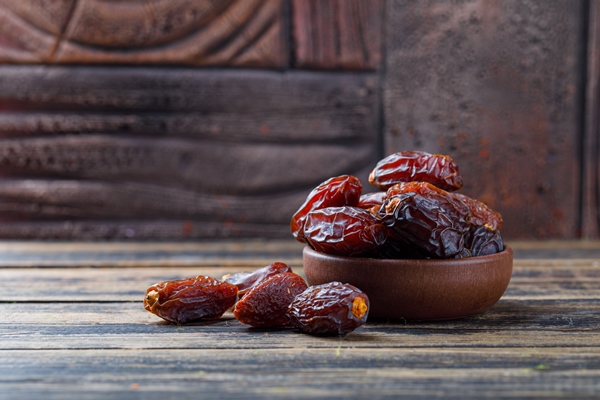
[369, 151, 463, 192]
[223, 262, 292, 298]
[465, 225, 504, 257]
[379, 185, 471, 259]
[144, 276, 238, 324]
[290, 175, 362, 243]
[303, 206, 387, 257]
[287, 282, 369, 336]
[233, 272, 308, 328]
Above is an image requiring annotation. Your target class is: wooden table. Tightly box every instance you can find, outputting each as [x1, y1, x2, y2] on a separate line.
[1, 240, 599, 399]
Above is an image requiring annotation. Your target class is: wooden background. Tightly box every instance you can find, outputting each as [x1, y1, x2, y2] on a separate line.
[0, 0, 597, 240]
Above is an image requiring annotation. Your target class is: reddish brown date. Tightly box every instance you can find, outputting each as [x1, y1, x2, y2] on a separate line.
[233, 272, 308, 328]
[303, 206, 387, 257]
[223, 262, 292, 298]
[287, 282, 369, 336]
[144, 276, 238, 324]
[358, 191, 387, 209]
[369, 151, 463, 192]
[380, 184, 471, 259]
[452, 192, 503, 231]
[290, 175, 362, 243]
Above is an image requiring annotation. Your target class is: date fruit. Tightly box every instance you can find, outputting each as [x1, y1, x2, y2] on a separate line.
[369, 151, 463, 192]
[380, 184, 471, 259]
[291, 175, 362, 243]
[358, 191, 387, 209]
[465, 225, 504, 257]
[287, 282, 369, 336]
[303, 206, 388, 257]
[144, 276, 238, 324]
[452, 192, 503, 231]
[223, 262, 292, 298]
[233, 272, 308, 328]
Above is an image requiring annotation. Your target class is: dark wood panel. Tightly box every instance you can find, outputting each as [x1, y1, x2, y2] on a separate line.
[582, 0, 600, 238]
[0, 0, 287, 67]
[0, 67, 378, 117]
[382, 0, 585, 239]
[0, 137, 374, 195]
[0, 68, 379, 239]
[291, 0, 384, 70]
[0, 220, 293, 240]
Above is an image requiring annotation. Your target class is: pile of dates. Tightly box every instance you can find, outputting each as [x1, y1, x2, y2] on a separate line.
[144, 262, 369, 336]
[291, 150, 504, 259]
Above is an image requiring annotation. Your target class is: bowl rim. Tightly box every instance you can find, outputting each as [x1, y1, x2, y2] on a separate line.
[303, 245, 513, 267]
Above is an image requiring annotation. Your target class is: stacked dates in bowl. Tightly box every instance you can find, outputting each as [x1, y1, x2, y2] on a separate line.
[292, 150, 504, 260]
[297, 150, 513, 321]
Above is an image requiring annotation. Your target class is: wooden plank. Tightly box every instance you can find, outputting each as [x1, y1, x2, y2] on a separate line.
[0, 240, 304, 267]
[0, 0, 287, 67]
[3, 298, 600, 333]
[382, 0, 585, 239]
[582, 0, 600, 238]
[1, 348, 598, 399]
[291, 0, 384, 70]
[1, 260, 599, 301]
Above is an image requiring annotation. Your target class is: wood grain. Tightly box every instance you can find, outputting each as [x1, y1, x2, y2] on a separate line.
[2, 348, 598, 399]
[1, 241, 599, 398]
[0, 0, 287, 67]
[291, 0, 384, 70]
[582, 0, 600, 238]
[382, 0, 585, 239]
[0, 68, 379, 238]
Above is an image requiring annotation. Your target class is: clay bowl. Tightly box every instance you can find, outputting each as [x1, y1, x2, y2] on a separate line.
[303, 246, 513, 321]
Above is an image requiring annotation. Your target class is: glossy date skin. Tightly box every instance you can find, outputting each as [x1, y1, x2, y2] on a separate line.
[452, 192, 503, 231]
[465, 225, 504, 257]
[287, 282, 369, 336]
[290, 175, 362, 243]
[303, 206, 388, 257]
[358, 191, 387, 209]
[369, 151, 463, 192]
[379, 184, 471, 259]
[233, 272, 308, 328]
[223, 262, 292, 298]
[144, 276, 238, 324]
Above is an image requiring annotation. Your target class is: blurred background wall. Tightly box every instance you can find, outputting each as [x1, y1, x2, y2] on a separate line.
[0, 0, 597, 241]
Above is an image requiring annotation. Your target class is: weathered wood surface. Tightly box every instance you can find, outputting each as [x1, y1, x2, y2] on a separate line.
[382, 0, 585, 239]
[291, 0, 384, 70]
[0, 240, 599, 398]
[0, 67, 379, 238]
[0, 0, 287, 67]
[582, 0, 600, 238]
[1, 240, 600, 399]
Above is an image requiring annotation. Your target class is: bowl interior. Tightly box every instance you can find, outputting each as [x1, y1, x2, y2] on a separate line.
[303, 246, 513, 321]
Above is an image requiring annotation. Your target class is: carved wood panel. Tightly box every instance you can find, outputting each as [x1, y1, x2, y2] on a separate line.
[0, 67, 379, 239]
[0, 0, 287, 67]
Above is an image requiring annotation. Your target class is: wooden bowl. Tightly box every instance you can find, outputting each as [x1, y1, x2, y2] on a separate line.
[303, 246, 513, 321]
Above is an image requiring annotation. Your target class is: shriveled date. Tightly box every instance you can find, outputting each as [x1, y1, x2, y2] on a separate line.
[380, 183, 471, 259]
[303, 206, 387, 257]
[287, 282, 369, 336]
[144, 276, 238, 324]
[369, 151, 463, 192]
[290, 175, 362, 243]
[223, 262, 292, 298]
[233, 272, 308, 328]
